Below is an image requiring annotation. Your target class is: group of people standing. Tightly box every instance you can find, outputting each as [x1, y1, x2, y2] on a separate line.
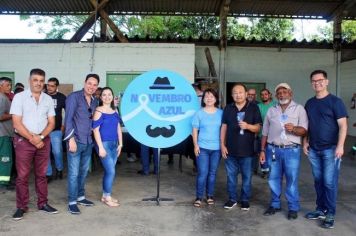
[191, 70, 347, 229]
[0, 68, 348, 230]
[4, 69, 123, 221]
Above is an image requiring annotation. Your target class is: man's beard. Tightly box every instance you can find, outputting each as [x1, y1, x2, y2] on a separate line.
[279, 99, 290, 105]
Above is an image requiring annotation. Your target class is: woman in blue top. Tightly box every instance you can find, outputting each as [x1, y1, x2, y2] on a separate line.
[93, 87, 123, 207]
[192, 88, 223, 207]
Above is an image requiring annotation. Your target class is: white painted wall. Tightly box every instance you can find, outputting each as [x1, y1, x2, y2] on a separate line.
[0, 43, 195, 90]
[0, 43, 354, 135]
[340, 60, 356, 136]
[196, 46, 338, 105]
[196, 46, 355, 136]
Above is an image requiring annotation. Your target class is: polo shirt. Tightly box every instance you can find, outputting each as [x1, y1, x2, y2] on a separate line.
[10, 89, 55, 134]
[222, 101, 262, 157]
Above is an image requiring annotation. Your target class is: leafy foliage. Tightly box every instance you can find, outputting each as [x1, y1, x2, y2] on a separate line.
[20, 15, 294, 41]
[308, 20, 356, 42]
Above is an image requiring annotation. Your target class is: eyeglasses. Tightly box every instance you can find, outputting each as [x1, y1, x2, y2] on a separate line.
[311, 79, 325, 85]
[88, 108, 93, 119]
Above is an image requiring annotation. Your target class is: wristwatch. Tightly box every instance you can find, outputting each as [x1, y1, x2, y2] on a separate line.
[40, 134, 45, 140]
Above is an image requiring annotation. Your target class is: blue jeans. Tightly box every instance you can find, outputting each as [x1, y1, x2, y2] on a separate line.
[46, 130, 64, 175]
[196, 148, 221, 199]
[224, 156, 253, 202]
[308, 146, 341, 215]
[67, 142, 92, 205]
[99, 141, 118, 197]
[267, 144, 301, 211]
[141, 144, 158, 174]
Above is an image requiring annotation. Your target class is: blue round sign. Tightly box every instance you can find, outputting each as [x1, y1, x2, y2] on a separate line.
[121, 70, 200, 148]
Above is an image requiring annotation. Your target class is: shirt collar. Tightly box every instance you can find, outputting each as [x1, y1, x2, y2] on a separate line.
[25, 89, 45, 99]
[80, 88, 94, 101]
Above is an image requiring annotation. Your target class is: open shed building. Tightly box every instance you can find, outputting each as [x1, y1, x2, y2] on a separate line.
[0, 1, 356, 235]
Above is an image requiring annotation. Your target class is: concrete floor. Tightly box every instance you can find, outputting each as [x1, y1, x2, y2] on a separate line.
[1, 137, 356, 236]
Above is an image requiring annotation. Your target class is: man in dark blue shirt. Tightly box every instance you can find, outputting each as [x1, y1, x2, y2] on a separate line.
[221, 83, 262, 211]
[64, 74, 100, 214]
[303, 70, 348, 229]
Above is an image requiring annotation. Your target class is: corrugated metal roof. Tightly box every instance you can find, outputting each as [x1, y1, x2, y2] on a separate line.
[1, 36, 356, 49]
[0, 0, 355, 20]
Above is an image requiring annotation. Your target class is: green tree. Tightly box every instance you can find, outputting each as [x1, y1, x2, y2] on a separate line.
[20, 15, 294, 41]
[247, 18, 294, 41]
[20, 15, 89, 39]
[308, 20, 356, 42]
[342, 20, 356, 42]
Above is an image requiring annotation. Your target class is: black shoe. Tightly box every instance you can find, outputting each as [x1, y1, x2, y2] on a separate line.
[39, 204, 59, 214]
[13, 208, 25, 221]
[77, 199, 94, 206]
[137, 170, 149, 175]
[167, 157, 174, 165]
[46, 176, 53, 184]
[55, 170, 63, 180]
[288, 210, 298, 220]
[263, 206, 281, 216]
[260, 171, 269, 179]
[68, 204, 81, 214]
[321, 214, 335, 229]
[241, 201, 250, 211]
[305, 210, 326, 220]
[224, 200, 237, 209]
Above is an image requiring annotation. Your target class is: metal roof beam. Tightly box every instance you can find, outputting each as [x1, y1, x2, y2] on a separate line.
[91, 0, 128, 43]
[70, 0, 109, 42]
[327, 0, 356, 21]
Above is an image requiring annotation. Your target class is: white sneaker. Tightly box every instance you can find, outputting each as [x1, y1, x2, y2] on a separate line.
[127, 155, 137, 163]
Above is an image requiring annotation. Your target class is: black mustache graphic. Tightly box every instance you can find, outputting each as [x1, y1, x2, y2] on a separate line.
[146, 125, 176, 138]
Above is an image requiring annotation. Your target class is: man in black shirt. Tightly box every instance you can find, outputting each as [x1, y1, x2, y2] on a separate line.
[221, 83, 262, 211]
[46, 77, 66, 181]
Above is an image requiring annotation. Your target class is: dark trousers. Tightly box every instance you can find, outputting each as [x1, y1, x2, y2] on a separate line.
[14, 136, 50, 209]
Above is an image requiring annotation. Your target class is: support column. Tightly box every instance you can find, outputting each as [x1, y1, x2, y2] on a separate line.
[333, 16, 342, 96]
[218, 0, 230, 106]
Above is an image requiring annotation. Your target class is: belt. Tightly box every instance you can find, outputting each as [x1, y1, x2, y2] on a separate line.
[268, 143, 300, 149]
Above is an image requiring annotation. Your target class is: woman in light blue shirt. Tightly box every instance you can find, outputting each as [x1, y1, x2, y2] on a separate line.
[192, 88, 223, 207]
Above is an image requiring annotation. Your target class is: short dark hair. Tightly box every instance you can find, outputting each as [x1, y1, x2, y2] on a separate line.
[310, 70, 327, 80]
[98, 87, 115, 110]
[192, 83, 202, 91]
[0, 77, 12, 83]
[15, 82, 24, 89]
[30, 68, 45, 77]
[48, 77, 59, 86]
[260, 88, 271, 95]
[201, 88, 219, 107]
[231, 82, 247, 92]
[85, 73, 100, 83]
[14, 87, 24, 94]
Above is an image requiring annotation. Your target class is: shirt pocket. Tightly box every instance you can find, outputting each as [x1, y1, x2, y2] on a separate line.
[288, 114, 299, 126]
